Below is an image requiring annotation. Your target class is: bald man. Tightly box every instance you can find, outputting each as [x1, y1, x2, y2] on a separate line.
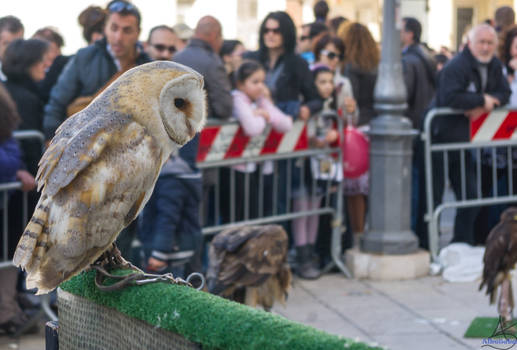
[427, 23, 511, 246]
[173, 16, 231, 120]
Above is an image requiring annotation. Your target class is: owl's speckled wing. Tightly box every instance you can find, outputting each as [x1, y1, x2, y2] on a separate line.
[37, 105, 130, 196]
[13, 108, 163, 294]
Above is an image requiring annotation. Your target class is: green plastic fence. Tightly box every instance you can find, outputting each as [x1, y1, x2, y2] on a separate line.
[60, 270, 382, 350]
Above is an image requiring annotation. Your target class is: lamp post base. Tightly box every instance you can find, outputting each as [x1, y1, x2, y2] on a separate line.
[363, 116, 419, 255]
[345, 247, 430, 280]
[360, 229, 419, 255]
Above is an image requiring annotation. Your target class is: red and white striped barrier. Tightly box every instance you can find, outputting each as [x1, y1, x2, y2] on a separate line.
[197, 120, 308, 162]
[470, 110, 517, 142]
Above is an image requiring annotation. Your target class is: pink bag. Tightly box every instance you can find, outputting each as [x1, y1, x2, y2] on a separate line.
[341, 125, 369, 178]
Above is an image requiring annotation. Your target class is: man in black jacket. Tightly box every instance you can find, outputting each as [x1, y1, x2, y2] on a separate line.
[401, 17, 436, 129]
[43, 0, 150, 140]
[401, 17, 437, 248]
[43, 0, 150, 261]
[431, 23, 511, 245]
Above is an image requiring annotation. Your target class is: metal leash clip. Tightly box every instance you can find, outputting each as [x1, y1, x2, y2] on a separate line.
[92, 265, 205, 291]
[134, 272, 205, 290]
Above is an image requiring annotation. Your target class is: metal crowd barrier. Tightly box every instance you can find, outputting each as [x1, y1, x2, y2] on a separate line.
[1, 130, 57, 325]
[423, 108, 517, 261]
[198, 117, 351, 277]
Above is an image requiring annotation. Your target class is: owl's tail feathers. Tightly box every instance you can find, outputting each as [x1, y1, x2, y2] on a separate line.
[12, 195, 50, 274]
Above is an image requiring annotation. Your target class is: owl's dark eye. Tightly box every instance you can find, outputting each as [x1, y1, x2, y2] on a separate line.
[174, 98, 186, 109]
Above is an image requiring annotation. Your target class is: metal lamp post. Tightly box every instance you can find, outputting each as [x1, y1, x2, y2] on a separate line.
[361, 0, 419, 254]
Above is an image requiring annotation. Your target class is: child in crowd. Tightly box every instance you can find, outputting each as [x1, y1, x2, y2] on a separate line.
[233, 60, 292, 139]
[308, 65, 343, 193]
[292, 65, 342, 280]
[293, 64, 358, 279]
[221, 60, 292, 222]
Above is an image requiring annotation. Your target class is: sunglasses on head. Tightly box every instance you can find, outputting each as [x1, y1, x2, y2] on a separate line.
[322, 49, 343, 61]
[152, 44, 176, 53]
[263, 27, 280, 35]
[108, 1, 138, 15]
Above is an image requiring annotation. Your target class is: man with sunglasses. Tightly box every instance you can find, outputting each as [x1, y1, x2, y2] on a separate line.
[298, 22, 328, 65]
[297, 24, 312, 62]
[145, 25, 177, 61]
[43, 0, 150, 140]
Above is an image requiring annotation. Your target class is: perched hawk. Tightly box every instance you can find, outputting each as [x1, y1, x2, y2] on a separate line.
[207, 225, 291, 311]
[480, 207, 517, 322]
[13, 61, 206, 294]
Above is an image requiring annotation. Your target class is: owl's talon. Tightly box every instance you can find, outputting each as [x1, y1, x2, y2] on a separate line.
[93, 244, 142, 272]
[92, 245, 205, 291]
[92, 264, 205, 292]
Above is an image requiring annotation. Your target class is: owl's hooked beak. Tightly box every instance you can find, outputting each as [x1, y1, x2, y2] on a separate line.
[185, 118, 196, 139]
[178, 75, 205, 140]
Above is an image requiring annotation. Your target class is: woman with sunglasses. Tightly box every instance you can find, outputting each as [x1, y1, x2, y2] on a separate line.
[313, 34, 357, 124]
[243, 11, 322, 120]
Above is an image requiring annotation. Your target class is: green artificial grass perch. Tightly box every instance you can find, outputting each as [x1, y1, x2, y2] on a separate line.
[60, 270, 383, 350]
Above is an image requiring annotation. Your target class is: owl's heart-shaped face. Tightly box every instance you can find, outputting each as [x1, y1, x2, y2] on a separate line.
[159, 73, 206, 145]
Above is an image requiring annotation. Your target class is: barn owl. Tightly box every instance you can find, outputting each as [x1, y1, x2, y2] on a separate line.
[13, 61, 206, 294]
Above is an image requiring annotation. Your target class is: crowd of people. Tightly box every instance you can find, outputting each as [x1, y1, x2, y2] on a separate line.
[2, 0, 517, 335]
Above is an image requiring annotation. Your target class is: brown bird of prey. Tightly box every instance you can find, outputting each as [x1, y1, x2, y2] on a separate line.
[13, 61, 206, 294]
[480, 207, 517, 322]
[207, 225, 292, 311]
